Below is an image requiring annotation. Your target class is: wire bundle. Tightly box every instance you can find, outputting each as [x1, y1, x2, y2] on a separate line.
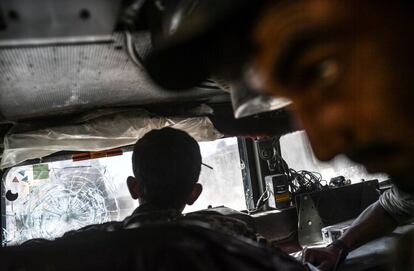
[288, 169, 326, 195]
[270, 149, 326, 196]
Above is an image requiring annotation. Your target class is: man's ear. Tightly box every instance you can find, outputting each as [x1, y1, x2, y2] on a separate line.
[127, 176, 142, 200]
[186, 183, 202, 205]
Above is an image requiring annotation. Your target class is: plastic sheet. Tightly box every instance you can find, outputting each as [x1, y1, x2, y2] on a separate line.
[1, 110, 222, 169]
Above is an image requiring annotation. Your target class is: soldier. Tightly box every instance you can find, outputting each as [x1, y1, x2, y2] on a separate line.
[61, 127, 259, 242]
[144, 1, 414, 270]
[251, 1, 414, 270]
[123, 127, 203, 226]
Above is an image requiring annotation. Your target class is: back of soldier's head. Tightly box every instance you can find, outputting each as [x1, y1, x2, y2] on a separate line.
[132, 127, 202, 209]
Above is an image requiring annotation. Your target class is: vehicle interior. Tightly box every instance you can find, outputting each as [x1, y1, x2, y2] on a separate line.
[0, 1, 411, 270]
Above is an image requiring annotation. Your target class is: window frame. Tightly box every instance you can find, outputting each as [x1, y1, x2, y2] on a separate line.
[237, 138, 264, 211]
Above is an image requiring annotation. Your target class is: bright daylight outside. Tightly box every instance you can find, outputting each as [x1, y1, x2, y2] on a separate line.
[280, 131, 388, 184]
[1, 137, 245, 245]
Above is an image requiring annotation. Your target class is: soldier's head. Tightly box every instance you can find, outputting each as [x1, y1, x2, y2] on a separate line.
[251, 0, 414, 190]
[127, 127, 202, 211]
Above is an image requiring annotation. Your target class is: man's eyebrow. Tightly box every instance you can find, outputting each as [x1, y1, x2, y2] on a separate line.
[274, 28, 344, 85]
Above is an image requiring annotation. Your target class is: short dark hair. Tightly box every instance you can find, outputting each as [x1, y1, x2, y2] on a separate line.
[132, 127, 202, 208]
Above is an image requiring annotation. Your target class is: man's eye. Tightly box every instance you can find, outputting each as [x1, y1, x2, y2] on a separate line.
[296, 58, 341, 89]
[318, 59, 341, 86]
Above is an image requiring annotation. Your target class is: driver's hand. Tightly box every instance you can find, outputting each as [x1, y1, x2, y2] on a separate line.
[302, 246, 341, 271]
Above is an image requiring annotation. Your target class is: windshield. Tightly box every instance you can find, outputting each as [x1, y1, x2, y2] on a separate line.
[280, 131, 388, 183]
[1, 137, 245, 246]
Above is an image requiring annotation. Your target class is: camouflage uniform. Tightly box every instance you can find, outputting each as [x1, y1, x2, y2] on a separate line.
[62, 204, 181, 237]
[184, 210, 261, 243]
[61, 204, 261, 243]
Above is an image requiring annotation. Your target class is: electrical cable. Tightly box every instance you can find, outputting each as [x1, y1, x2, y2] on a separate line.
[269, 139, 327, 197]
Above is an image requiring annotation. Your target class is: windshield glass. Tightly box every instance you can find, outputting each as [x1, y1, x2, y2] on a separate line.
[1, 137, 245, 246]
[280, 131, 388, 183]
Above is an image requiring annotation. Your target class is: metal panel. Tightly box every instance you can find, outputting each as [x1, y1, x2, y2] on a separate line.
[238, 138, 262, 211]
[297, 194, 324, 247]
[0, 33, 225, 121]
[0, 0, 121, 45]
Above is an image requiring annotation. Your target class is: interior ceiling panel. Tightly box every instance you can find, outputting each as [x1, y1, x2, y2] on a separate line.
[0, 33, 226, 121]
[0, 0, 121, 45]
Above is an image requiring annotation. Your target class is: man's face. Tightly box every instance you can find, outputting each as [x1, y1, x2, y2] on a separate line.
[251, 1, 414, 187]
